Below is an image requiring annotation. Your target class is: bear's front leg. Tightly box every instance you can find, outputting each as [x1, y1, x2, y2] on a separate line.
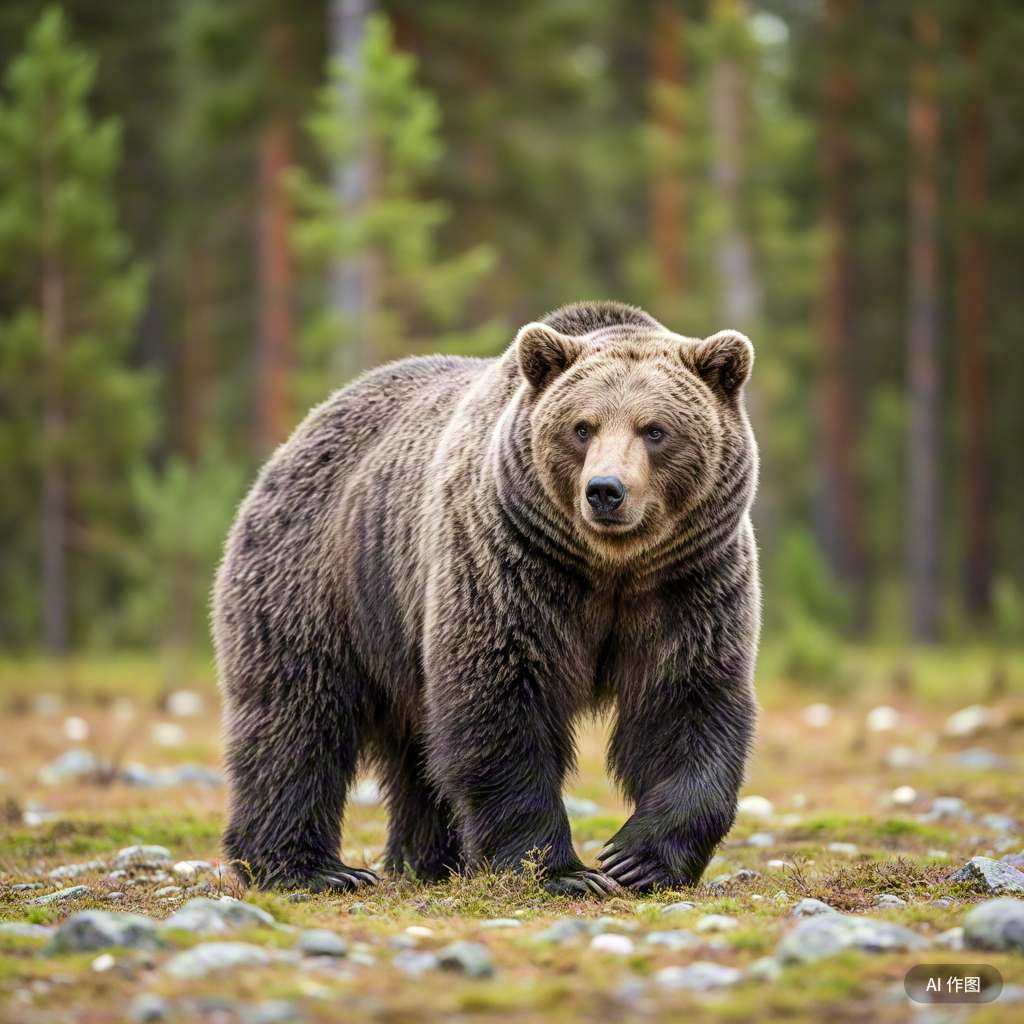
[423, 627, 617, 897]
[599, 663, 756, 892]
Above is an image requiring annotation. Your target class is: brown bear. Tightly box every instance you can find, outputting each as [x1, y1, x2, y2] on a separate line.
[214, 301, 759, 896]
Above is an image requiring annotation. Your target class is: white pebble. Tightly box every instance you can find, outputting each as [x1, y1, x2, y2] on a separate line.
[737, 795, 774, 819]
[589, 933, 635, 955]
[695, 914, 737, 933]
[91, 954, 115, 973]
[892, 785, 917, 806]
[865, 706, 898, 732]
[944, 704, 990, 737]
[405, 926, 434, 938]
[172, 861, 197, 880]
[63, 716, 90, 742]
[152, 722, 186, 747]
[802, 704, 833, 728]
[167, 690, 203, 717]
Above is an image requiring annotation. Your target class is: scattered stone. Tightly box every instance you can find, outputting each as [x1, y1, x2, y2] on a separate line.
[405, 926, 435, 938]
[999, 984, 1024, 1003]
[167, 690, 203, 717]
[963, 897, 1024, 952]
[886, 745, 926, 769]
[119, 763, 223, 787]
[827, 843, 859, 858]
[709, 869, 761, 888]
[928, 851, 949, 861]
[0, 922, 53, 938]
[43, 910, 169, 953]
[644, 929, 700, 951]
[589, 933, 634, 955]
[745, 957, 783, 983]
[243, 1000, 307, 1024]
[127, 994, 172, 1023]
[891, 785, 917, 806]
[923, 797, 974, 822]
[284, 892, 310, 903]
[479, 918, 521, 930]
[116, 846, 173, 869]
[389, 934, 419, 951]
[161, 896, 278, 934]
[802, 703, 833, 728]
[296, 930, 347, 957]
[348, 903, 370, 916]
[767, 860, 794, 870]
[746, 832, 774, 848]
[10, 883, 44, 892]
[944, 704, 992, 737]
[563, 795, 605, 817]
[981, 813, 1020, 834]
[437, 940, 494, 978]
[91, 953, 116, 972]
[49, 860, 106, 881]
[933, 927, 964, 950]
[654, 961, 742, 991]
[776, 914, 928, 963]
[737, 795, 774, 819]
[107, 893, 125, 902]
[660, 901, 698, 916]
[532, 919, 588, 944]
[1001, 853, 1024, 868]
[588, 916, 637, 934]
[866, 706, 898, 732]
[153, 886, 182, 898]
[772, 892, 792, 905]
[163, 941, 274, 979]
[350, 778, 381, 807]
[38, 748, 98, 785]
[393, 950, 439, 977]
[952, 748, 1013, 771]
[875, 894, 907, 907]
[30, 885, 93, 905]
[949, 856, 1024, 894]
[695, 915, 737, 933]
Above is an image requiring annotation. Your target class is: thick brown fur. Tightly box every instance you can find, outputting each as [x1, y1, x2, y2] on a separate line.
[214, 301, 760, 896]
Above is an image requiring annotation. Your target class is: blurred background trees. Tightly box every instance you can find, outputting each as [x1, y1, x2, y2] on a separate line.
[1, 0, 1023, 666]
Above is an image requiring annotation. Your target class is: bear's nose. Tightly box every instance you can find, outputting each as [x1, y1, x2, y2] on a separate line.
[586, 476, 626, 512]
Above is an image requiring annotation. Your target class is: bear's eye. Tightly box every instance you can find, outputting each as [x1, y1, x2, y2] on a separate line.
[645, 425, 664, 441]
[574, 422, 590, 441]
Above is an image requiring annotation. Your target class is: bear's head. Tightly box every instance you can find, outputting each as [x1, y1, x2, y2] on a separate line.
[515, 312, 755, 562]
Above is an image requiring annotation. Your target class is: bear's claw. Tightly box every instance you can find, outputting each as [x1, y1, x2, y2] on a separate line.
[283, 864, 380, 893]
[543, 868, 621, 898]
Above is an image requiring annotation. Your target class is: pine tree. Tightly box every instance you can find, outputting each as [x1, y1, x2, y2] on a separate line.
[290, 12, 498, 401]
[0, 7, 153, 651]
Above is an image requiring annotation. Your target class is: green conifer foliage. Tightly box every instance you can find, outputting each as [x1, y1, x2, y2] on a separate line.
[0, 7, 153, 649]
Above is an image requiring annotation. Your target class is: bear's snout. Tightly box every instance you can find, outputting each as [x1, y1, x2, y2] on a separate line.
[585, 475, 626, 513]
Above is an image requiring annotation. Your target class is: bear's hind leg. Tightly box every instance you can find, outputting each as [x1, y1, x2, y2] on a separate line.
[377, 735, 463, 882]
[221, 672, 379, 893]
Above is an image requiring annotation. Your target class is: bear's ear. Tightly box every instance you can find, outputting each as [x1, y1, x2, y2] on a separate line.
[516, 322, 582, 391]
[688, 329, 754, 402]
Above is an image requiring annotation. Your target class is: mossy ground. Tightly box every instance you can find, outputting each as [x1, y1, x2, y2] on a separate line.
[1, 647, 1023, 1022]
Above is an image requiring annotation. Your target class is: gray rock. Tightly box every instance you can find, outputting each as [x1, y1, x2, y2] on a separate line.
[745, 957, 783, 983]
[48, 860, 106, 881]
[152, 886, 182, 898]
[532, 919, 589, 944]
[709, 869, 761, 888]
[952, 748, 1013, 772]
[30, 885, 93, 905]
[776, 914, 929, 963]
[654, 961, 742, 991]
[660, 901, 699, 916]
[163, 941, 274, 979]
[644, 929, 700, 951]
[786, 897, 835, 921]
[479, 918, 521, 930]
[588, 916, 638, 935]
[242, 1000, 306, 1024]
[1000, 853, 1024, 869]
[981, 813, 1020, 834]
[38, 748, 98, 784]
[963, 897, 1024, 952]
[284, 892, 310, 903]
[875, 894, 907, 907]
[999, 984, 1024, 1003]
[950, 856, 1024, 894]
[933, 926, 964, 950]
[107, 893, 125, 902]
[826, 842, 859, 858]
[925, 796, 974, 822]
[0, 922, 53, 938]
[160, 896, 277, 934]
[437, 940, 495, 978]
[562, 795, 605, 817]
[43, 910, 168, 953]
[10, 883, 44, 892]
[746, 832, 775, 848]
[296, 929, 347, 957]
[116, 846, 173, 869]
[127, 994, 172, 1023]
[930, 898, 952, 908]
[393, 950, 440, 977]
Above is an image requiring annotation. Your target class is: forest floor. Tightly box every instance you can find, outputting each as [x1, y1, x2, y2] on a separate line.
[1, 648, 1024, 1023]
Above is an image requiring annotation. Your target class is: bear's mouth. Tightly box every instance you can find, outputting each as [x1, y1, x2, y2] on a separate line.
[580, 507, 645, 535]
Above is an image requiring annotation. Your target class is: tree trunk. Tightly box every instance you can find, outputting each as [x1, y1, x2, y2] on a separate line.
[906, 8, 941, 642]
[256, 25, 295, 457]
[41, 105, 68, 656]
[182, 245, 214, 464]
[711, 0, 758, 332]
[329, 0, 374, 377]
[956, 24, 989, 622]
[651, 1, 686, 300]
[818, 0, 862, 588]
